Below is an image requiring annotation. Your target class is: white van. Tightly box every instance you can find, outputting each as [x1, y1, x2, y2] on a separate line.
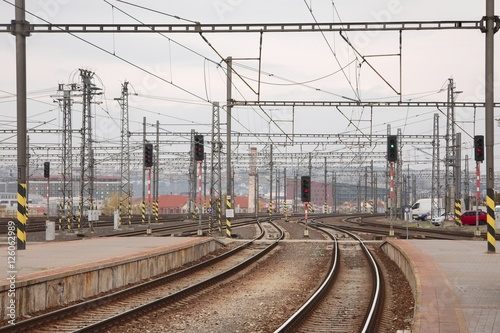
[411, 198, 442, 220]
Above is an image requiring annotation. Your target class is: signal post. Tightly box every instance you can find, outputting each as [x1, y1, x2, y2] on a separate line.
[474, 135, 484, 237]
[387, 135, 398, 236]
[301, 176, 311, 237]
[144, 143, 153, 235]
[194, 135, 204, 236]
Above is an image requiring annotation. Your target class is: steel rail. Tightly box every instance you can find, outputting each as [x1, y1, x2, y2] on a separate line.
[0, 220, 285, 333]
[273, 224, 338, 332]
[315, 220, 383, 333]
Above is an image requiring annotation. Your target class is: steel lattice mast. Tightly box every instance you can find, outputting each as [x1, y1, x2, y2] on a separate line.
[431, 113, 441, 218]
[210, 102, 222, 234]
[57, 84, 75, 230]
[116, 81, 132, 226]
[78, 69, 99, 231]
[445, 79, 456, 215]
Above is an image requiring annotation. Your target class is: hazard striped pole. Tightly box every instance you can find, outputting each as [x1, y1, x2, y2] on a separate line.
[486, 188, 496, 251]
[77, 201, 82, 230]
[226, 195, 232, 238]
[17, 183, 27, 250]
[154, 200, 158, 222]
[455, 199, 462, 225]
[141, 200, 146, 223]
[484, 0, 495, 254]
[58, 202, 63, 231]
[218, 198, 222, 236]
[67, 201, 72, 230]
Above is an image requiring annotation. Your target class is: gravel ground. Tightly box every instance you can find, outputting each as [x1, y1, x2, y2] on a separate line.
[12, 220, 414, 332]
[106, 220, 414, 332]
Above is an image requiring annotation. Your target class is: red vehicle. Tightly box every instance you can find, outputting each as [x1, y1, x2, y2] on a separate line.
[460, 210, 487, 225]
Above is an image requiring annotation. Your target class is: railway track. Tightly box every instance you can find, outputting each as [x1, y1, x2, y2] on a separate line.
[0, 220, 284, 333]
[275, 221, 382, 332]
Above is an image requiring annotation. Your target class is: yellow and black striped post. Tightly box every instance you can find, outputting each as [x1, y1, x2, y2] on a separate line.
[58, 202, 63, 231]
[67, 201, 72, 230]
[486, 188, 496, 252]
[284, 200, 288, 222]
[154, 200, 159, 222]
[217, 198, 222, 236]
[226, 196, 232, 238]
[455, 199, 462, 225]
[77, 202, 82, 230]
[17, 183, 27, 250]
[370, 200, 374, 214]
[141, 200, 146, 223]
[269, 202, 273, 216]
[323, 200, 327, 214]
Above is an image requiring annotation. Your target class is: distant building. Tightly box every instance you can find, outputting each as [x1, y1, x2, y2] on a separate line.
[28, 175, 121, 201]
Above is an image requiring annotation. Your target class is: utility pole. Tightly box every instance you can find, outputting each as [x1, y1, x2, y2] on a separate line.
[445, 78, 456, 215]
[431, 114, 441, 219]
[210, 102, 223, 234]
[269, 144, 273, 216]
[308, 152, 312, 213]
[78, 69, 100, 233]
[324, 157, 327, 214]
[14, 0, 28, 249]
[189, 129, 196, 220]
[332, 171, 337, 213]
[142, 118, 146, 223]
[115, 81, 132, 226]
[155, 120, 160, 222]
[56, 84, 75, 231]
[226, 57, 233, 238]
[464, 154, 470, 210]
[484, 0, 495, 252]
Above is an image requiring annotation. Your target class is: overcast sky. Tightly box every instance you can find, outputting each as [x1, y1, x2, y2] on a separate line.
[0, 0, 498, 176]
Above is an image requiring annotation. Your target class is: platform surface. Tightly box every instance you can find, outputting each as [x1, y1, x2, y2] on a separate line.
[0, 236, 208, 284]
[391, 239, 500, 333]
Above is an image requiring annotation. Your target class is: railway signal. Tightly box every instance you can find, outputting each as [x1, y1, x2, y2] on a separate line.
[194, 134, 204, 161]
[301, 176, 311, 202]
[474, 135, 484, 162]
[387, 135, 398, 162]
[43, 161, 50, 178]
[144, 143, 153, 167]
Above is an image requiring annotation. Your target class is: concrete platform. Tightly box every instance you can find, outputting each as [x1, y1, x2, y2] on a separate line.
[382, 239, 500, 333]
[0, 236, 222, 320]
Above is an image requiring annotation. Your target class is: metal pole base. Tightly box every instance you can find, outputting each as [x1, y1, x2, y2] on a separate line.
[474, 228, 482, 237]
[303, 229, 309, 237]
[146, 228, 152, 235]
[389, 228, 395, 237]
[197, 229, 203, 236]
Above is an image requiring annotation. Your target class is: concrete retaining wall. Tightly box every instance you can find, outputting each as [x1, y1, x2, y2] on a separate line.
[0, 239, 221, 319]
[380, 240, 417, 297]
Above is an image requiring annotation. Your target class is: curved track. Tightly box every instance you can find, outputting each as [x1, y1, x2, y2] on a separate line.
[275, 220, 382, 333]
[0, 220, 284, 333]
